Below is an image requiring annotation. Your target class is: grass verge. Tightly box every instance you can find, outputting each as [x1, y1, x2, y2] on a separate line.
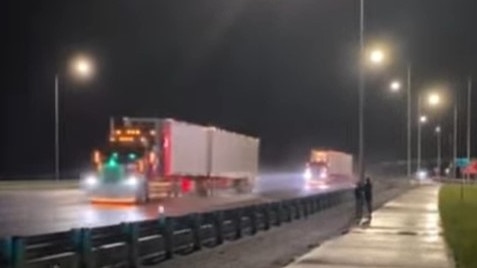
[439, 184, 477, 268]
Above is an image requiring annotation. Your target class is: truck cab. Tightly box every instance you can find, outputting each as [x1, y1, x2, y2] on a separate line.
[81, 128, 156, 203]
[303, 150, 353, 189]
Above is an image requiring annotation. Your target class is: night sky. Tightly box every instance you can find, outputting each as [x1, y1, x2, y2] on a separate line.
[2, 0, 477, 176]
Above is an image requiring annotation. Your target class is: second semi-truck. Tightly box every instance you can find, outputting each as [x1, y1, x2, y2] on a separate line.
[81, 117, 260, 203]
[303, 149, 353, 188]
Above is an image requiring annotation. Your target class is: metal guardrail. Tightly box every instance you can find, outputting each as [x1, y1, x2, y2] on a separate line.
[0, 189, 352, 268]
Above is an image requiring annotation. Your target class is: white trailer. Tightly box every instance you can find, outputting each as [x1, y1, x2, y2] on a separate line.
[209, 128, 260, 192]
[167, 120, 209, 176]
[325, 151, 353, 178]
[305, 150, 353, 187]
[82, 117, 260, 202]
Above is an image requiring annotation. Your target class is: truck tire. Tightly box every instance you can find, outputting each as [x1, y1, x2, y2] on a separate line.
[233, 179, 251, 194]
[136, 185, 148, 204]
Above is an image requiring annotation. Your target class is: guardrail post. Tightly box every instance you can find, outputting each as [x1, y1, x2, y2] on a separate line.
[213, 211, 224, 245]
[316, 196, 325, 212]
[279, 202, 286, 223]
[160, 217, 174, 260]
[249, 206, 257, 235]
[303, 199, 309, 218]
[275, 203, 282, 226]
[189, 214, 202, 251]
[75, 228, 93, 268]
[294, 200, 301, 220]
[11, 237, 24, 268]
[262, 204, 271, 230]
[234, 209, 242, 239]
[310, 197, 317, 214]
[122, 222, 139, 267]
[1, 237, 12, 268]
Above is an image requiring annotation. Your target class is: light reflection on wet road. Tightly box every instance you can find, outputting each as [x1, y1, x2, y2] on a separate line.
[0, 173, 353, 236]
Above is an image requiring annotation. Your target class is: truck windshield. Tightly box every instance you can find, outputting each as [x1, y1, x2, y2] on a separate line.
[309, 162, 327, 173]
[101, 145, 145, 165]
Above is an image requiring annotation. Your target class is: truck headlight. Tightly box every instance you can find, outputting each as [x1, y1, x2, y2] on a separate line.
[125, 176, 138, 186]
[417, 170, 427, 180]
[304, 168, 312, 180]
[85, 175, 98, 186]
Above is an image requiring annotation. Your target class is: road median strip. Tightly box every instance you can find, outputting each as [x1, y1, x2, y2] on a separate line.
[0, 180, 78, 190]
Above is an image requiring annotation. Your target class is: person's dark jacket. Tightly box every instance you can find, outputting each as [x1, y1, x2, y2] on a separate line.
[363, 180, 372, 201]
[354, 183, 363, 201]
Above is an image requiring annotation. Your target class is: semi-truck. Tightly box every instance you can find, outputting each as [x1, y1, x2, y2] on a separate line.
[81, 117, 260, 203]
[303, 150, 353, 188]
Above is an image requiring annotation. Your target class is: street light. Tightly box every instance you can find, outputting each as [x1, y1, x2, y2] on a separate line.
[416, 92, 441, 174]
[55, 55, 94, 181]
[390, 81, 401, 92]
[420, 115, 428, 123]
[387, 63, 413, 177]
[428, 93, 441, 106]
[72, 57, 94, 78]
[369, 49, 385, 64]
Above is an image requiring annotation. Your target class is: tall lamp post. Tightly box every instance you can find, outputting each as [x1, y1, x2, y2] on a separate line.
[358, 0, 365, 182]
[416, 92, 441, 173]
[435, 126, 442, 177]
[466, 77, 472, 177]
[388, 63, 413, 177]
[55, 56, 94, 181]
[417, 114, 428, 172]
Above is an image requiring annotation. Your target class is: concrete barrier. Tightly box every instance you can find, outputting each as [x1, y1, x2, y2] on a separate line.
[0, 189, 353, 267]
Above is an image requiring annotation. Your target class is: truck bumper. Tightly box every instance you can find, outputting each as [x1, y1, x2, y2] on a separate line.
[81, 180, 146, 204]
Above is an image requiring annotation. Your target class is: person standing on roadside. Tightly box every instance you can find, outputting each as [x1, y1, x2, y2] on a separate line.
[363, 177, 373, 219]
[354, 181, 363, 222]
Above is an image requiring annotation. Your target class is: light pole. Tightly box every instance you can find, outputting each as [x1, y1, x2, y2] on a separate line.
[435, 126, 442, 177]
[54, 56, 94, 181]
[466, 77, 472, 173]
[453, 104, 458, 179]
[358, 0, 365, 183]
[416, 92, 440, 173]
[388, 63, 412, 177]
[55, 75, 60, 182]
[406, 64, 412, 177]
[417, 112, 427, 172]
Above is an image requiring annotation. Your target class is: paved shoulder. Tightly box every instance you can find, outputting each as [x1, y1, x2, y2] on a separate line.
[285, 185, 454, 268]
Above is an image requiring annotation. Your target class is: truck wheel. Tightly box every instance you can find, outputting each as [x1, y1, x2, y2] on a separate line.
[136, 190, 147, 204]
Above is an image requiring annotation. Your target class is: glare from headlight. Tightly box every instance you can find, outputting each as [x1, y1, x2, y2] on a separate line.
[125, 176, 138, 186]
[417, 170, 427, 180]
[304, 168, 312, 181]
[85, 175, 98, 186]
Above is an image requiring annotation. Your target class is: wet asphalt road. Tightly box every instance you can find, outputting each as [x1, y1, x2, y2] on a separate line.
[0, 173, 353, 237]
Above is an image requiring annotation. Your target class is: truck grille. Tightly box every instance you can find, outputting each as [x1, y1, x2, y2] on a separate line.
[101, 166, 124, 182]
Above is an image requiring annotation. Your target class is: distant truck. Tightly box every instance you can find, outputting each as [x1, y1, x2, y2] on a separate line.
[81, 117, 260, 203]
[303, 150, 353, 188]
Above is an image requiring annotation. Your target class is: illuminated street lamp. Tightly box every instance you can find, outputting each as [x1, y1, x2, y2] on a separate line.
[420, 115, 428, 123]
[387, 64, 413, 177]
[55, 55, 95, 181]
[428, 93, 441, 106]
[72, 57, 94, 78]
[390, 81, 401, 92]
[416, 92, 441, 173]
[369, 49, 385, 64]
